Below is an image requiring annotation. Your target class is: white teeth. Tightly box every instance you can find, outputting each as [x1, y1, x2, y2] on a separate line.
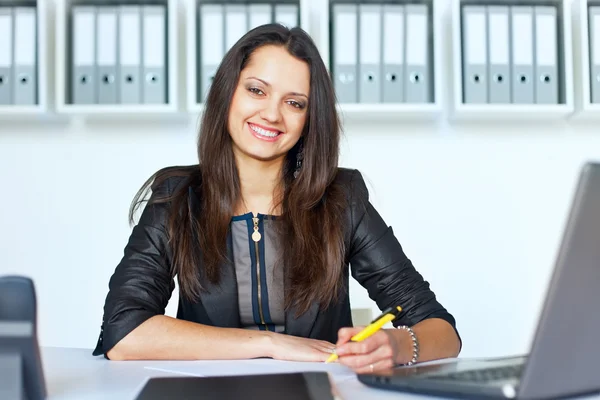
[250, 124, 279, 138]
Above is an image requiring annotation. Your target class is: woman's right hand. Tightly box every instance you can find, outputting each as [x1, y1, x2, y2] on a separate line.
[266, 332, 336, 362]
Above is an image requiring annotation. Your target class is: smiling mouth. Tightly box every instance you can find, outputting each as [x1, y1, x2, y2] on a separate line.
[248, 123, 282, 139]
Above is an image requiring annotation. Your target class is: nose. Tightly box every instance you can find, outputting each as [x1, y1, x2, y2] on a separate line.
[259, 98, 282, 123]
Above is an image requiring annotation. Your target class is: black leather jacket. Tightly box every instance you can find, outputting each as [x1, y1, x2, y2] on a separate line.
[93, 167, 459, 357]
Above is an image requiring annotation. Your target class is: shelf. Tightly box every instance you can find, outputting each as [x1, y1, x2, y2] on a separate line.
[450, 104, 575, 122]
[570, 0, 600, 120]
[54, 0, 179, 118]
[55, 104, 178, 116]
[0, 0, 48, 114]
[336, 103, 442, 122]
[317, 0, 443, 121]
[450, 0, 575, 121]
[186, 0, 311, 112]
[0, 105, 48, 121]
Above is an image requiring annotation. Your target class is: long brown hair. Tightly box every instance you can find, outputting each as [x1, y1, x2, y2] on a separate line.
[130, 24, 347, 316]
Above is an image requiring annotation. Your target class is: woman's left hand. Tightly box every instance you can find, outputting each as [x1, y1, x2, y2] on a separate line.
[334, 327, 400, 373]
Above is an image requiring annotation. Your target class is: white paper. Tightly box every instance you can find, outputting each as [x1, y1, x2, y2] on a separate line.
[144, 358, 356, 383]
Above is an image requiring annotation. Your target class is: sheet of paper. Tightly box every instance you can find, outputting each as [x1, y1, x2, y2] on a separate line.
[144, 358, 357, 383]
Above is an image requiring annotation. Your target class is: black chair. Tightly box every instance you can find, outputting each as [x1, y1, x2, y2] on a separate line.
[0, 275, 47, 400]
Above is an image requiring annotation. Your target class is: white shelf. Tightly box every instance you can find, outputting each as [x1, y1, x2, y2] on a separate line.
[570, 0, 600, 120]
[450, 0, 575, 121]
[336, 103, 442, 123]
[53, 104, 178, 116]
[186, 0, 312, 112]
[54, 0, 179, 118]
[318, 0, 443, 122]
[0, 0, 48, 118]
[450, 104, 574, 122]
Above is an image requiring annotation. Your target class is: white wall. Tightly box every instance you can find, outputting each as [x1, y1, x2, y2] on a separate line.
[1, 0, 599, 359]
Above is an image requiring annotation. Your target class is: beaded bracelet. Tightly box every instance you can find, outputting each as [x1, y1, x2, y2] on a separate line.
[398, 325, 419, 366]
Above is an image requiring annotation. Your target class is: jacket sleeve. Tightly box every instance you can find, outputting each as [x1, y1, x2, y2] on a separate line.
[347, 170, 460, 343]
[92, 177, 178, 358]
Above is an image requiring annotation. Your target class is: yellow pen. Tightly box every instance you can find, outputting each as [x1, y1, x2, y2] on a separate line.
[325, 305, 403, 364]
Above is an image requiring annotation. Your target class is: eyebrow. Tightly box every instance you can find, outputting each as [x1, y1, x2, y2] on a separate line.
[246, 76, 309, 99]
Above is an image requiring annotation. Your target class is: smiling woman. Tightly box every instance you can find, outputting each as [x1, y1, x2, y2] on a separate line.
[92, 23, 461, 374]
[228, 45, 309, 162]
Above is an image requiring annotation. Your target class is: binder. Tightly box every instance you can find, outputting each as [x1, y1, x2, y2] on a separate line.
[487, 6, 510, 104]
[142, 5, 166, 104]
[382, 4, 404, 103]
[590, 6, 600, 104]
[96, 6, 118, 104]
[199, 4, 224, 102]
[332, 3, 358, 103]
[405, 4, 429, 103]
[382, 4, 405, 103]
[71, 6, 97, 104]
[462, 5, 487, 104]
[0, 7, 13, 105]
[118, 5, 141, 104]
[534, 6, 558, 104]
[275, 4, 298, 28]
[225, 4, 247, 52]
[358, 4, 381, 103]
[510, 6, 534, 104]
[12, 7, 36, 105]
[248, 4, 271, 30]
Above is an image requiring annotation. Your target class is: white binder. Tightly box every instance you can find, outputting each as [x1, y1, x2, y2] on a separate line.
[225, 4, 247, 52]
[534, 6, 558, 104]
[118, 6, 141, 104]
[248, 4, 271, 30]
[13, 7, 36, 105]
[382, 4, 404, 103]
[487, 6, 510, 104]
[590, 6, 600, 103]
[405, 4, 429, 103]
[71, 6, 96, 104]
[142, 5, 166, 104]
[96, 6, 118, 104]
[510, 6, 534, 104]
[358, 4, 381, 103]
[200, 4, 224, 102]
[0, 7, 13, 105]
[275, 4, 298, 28]
[332, 3, 358, 103]
[462, 5, 487, 104]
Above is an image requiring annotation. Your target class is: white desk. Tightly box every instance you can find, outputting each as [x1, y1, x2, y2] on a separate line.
[41, 347, 440, 400]
[40, 347, 600, 400]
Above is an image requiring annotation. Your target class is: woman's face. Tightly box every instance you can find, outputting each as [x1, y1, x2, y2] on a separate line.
[227, 45, 310, 165]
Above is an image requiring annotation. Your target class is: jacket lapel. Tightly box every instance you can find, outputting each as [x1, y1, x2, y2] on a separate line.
[188, 187, 241, 328]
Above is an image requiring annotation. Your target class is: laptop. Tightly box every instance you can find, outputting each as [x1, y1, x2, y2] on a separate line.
[358, 161, 600, 400]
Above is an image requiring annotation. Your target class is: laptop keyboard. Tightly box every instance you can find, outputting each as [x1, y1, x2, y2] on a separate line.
[431, 364, 524, 383]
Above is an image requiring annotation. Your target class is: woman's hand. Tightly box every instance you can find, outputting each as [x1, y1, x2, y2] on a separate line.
[266, 332, 336, 362]
[334, 327, 401, 373]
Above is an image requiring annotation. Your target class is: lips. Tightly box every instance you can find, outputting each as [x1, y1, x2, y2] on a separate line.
[248, 122, 282, 142]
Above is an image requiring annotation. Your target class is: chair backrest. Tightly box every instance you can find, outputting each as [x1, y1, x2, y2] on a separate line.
[0, 275, 47, 400]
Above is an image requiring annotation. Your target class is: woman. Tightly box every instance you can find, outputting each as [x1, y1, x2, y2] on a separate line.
[92, 24, 461, 373]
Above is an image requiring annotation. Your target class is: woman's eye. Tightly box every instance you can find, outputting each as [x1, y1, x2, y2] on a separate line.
[249, 87, 264, 95]
[288, 101, 305, 109]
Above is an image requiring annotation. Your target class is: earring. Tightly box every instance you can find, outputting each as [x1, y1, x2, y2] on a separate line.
[293, 143, 304, 179]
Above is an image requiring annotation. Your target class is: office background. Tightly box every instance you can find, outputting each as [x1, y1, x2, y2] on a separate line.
[1, 0, 599, 360]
